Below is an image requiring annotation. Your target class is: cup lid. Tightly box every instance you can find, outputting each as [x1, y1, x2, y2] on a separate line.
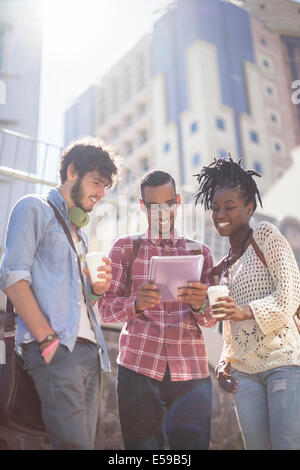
[86, 251, 105, 256]
[208, 285, 229, 291]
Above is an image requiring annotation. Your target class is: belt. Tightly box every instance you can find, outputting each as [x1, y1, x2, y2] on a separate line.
[76, 337, 96, 345]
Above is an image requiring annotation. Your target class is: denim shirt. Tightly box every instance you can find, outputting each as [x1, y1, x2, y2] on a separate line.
[0, 188, 111, 372]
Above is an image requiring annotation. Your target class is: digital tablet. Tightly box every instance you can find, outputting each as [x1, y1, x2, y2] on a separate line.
[149, 255, 204, 302]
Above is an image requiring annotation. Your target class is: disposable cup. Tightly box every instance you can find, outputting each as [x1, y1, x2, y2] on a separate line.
[86, 252, 106, 284]
[207, 285, 229, 318]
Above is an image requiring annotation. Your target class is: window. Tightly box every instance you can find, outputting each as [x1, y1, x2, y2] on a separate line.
[274, 142, 281, 152]
[141, 158, 149, 171]
[125, 142, 133, 155]
[0, 80, 5, 105]
[0, 24, 12, 71]
[266, 86, 274, 95]
[216, 118, 226, 130]
[261, 38, 267, 46]
[263, 59, 270, 68]
[124, 115, 132, 129]
[111, 77, 119, 113]
[254, 161, 263, 174]
[190, 122, 198, 134]
[218, 149, 228, 159]
[137, 103, 146, 116]
[137, 53, 145, 91]
[139, 130, 148, 145]
[164, 142, 170, 153]
[123, 66, 131, 103]
[111, 126, 119, 138]
[98, 90, 106, 125]
[250, 131, 259, 143]
[270, 114, 277, 123]
[192, 154, 200, 167]
[260, 4, 265, 9]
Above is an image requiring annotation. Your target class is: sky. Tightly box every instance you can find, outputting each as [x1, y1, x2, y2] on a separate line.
[38, 0, 300, 148]
[39, 0, 168, 147]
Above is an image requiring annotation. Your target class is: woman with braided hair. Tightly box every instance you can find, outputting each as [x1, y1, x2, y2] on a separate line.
[195, 156, 300, 450]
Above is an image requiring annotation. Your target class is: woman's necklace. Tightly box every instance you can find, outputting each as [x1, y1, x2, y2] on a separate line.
[222, 228, 253, 279]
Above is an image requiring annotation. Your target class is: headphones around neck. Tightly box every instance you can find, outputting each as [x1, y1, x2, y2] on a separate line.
[69, 206, 90, 228]
[57, 188, 90, 228]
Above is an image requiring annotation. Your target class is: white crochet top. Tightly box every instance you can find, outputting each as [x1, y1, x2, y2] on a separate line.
[220, 222, 300, 374]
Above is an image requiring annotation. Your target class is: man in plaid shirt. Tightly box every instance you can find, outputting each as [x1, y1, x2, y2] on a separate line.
[98, 170, 216, 450]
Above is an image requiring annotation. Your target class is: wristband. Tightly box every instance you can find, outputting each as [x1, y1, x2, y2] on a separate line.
[91, 292, 104, 301]
[41, 338, 60, 358]
[39, 334, 58, 348]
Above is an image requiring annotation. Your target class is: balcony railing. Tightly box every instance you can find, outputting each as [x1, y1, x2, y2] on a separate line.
[0, 128, 63, 256]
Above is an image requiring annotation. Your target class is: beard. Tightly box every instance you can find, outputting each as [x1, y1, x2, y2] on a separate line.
[70, 177, 91, 213]
[149, 215, 175, 239]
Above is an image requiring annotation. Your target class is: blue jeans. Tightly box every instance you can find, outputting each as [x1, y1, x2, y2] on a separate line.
[22, 340, 101, 450]
[231, 366, 300, 450]
[117, 365, 212, 450]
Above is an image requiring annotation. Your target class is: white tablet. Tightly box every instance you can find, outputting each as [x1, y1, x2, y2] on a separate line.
[149, 255, 204, 302]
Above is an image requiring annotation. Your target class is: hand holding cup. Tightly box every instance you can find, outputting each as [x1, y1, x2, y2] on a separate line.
[84, 252, 112, 296]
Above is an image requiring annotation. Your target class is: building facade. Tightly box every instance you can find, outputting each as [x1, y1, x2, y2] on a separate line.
[64, 0, 300, 255]
[152, 0, 300, 195]
[0, 0, 42, 137]
[65, 35, 153, 203]
[0, 0, 43, 250]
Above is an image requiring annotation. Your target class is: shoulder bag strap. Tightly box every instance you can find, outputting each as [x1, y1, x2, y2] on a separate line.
[211, 257, 227, 285]
[46, 201, 87, 288]
[124, 237, 143, 297]
[46, 199, 88, 295]
[5, 298, 15, 329]
[47, 200, 77, 256]
[46, 200, 103, 350]
[0, 310, 4, 364]
[4, 298, 16, 335]
[249, 234, 267, 267]
[2, 291, 18, 363]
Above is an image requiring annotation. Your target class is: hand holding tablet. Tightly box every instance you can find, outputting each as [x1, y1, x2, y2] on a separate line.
[149, 255, 204, 302]
[135, 283, 162, 312]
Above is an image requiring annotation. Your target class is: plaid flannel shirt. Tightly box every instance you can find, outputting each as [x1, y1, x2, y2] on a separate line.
[98, 230, 216, 381]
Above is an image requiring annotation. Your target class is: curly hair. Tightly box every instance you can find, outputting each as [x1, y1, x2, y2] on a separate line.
[194, 155, 262, 211]
[59, 136, 121, 188]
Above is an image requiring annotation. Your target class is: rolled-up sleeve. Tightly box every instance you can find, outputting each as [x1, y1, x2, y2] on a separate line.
[0, 196, 49, 292]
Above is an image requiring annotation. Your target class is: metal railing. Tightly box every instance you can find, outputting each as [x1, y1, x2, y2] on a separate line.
[0, 128, 63, 255]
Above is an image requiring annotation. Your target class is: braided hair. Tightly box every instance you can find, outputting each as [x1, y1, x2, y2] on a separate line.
[194, 155, 263, 211]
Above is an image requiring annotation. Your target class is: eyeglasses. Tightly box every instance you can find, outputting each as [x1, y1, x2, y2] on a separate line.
[143, 201, 178, 214]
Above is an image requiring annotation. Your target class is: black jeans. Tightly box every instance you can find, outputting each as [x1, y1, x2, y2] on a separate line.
[117, 364, 212, 450]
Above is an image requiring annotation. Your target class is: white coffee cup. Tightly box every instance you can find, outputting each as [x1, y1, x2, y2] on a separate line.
[86, 252, 106, 284]
[207, 285, 229, 318]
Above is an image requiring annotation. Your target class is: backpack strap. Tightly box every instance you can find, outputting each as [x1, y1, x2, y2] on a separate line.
[124, 236, 143, 297]
[211, 233, 267, 285]
[211, 256, 227, 285]
[185, 238, 202, 255]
